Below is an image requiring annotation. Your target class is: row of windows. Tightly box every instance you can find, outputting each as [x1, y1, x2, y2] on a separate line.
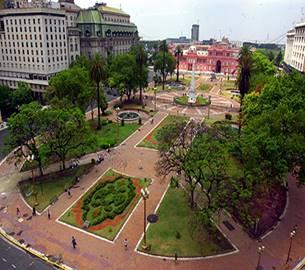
[1, 48, 44, 55]
[103, 16, 129, 24]
[1, 55, 68, 63]
[0, 62, 67, 71]
[5, 18, 65, 26]
[296, 27, 305, 35]
[0, 40, 67, 49]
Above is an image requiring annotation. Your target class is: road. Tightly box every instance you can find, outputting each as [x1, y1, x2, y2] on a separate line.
[0, 237, 55, 270]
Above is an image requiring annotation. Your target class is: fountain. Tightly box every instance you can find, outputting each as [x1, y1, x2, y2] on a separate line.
[117, 111, 140, 123]
[188, 62, 197, 104]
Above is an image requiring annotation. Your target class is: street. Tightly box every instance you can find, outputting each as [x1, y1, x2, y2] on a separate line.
[0, 237, 55, 270]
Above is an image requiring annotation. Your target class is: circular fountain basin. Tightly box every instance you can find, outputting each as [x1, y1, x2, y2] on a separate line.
[117, 111, 140, 123]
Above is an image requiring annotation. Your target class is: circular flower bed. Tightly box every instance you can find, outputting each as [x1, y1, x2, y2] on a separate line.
[82, 177, 136, 226]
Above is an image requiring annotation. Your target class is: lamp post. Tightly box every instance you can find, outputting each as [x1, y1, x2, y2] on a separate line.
[27, 154, 39, 205]
[141, 187, 150, 249]
[286, 226, 297, 265]
[116, 107, 120, 144]
[256, 245, 265, 270]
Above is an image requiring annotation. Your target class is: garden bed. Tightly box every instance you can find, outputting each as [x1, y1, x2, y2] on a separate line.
[138, 115, 188, 149]
[19, 164, 93, 213]
[138, 187, 233, 257]
[232, 184, 287, 238]
[174, 96, 209, 106]
[59, 170, 151, 241]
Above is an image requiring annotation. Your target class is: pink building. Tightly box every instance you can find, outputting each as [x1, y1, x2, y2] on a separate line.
[170, 40, 240, 75]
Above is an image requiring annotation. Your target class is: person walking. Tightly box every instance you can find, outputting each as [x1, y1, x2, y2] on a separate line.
[72, 236, 77, 249]
[67, 189, 71, 198]
[123, 238, 128, 250]
[47, 209, 51, 220]
[16, 207, 20, 218]
[32, 206, 36, 216]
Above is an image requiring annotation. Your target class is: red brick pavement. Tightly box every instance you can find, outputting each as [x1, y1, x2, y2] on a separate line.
[0, 111, 304, 270]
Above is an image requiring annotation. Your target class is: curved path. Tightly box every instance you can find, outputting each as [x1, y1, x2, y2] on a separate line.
[0, 113, 305, 269]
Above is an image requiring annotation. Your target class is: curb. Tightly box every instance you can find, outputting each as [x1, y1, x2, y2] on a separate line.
[0, 226, 73, 270]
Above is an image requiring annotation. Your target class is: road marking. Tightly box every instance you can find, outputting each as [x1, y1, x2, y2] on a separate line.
[11, 264, 16, 268]
[1, 257, 7, 262]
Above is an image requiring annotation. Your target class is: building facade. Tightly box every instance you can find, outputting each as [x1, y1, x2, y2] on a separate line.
[77, 3, 138, 59]
[169, 39, 240, 75]
[0, 1, 138, 93]
[191, 24, 199, 42]
[284, 21, 305, 72]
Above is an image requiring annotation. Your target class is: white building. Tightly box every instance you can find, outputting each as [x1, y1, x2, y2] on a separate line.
[0, 0, 80, 96]
[284, 21, 305, 72]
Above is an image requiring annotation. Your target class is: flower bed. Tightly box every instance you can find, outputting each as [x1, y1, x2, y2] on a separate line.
[59, 170, 151, 240]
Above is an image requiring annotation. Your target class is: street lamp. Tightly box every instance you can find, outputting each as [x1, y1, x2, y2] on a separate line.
[27, 154, 39, 205]
[286, 226, 297, 265]
[141, 187, 150, 249]
[154, 87, 157, 112]
[256, 245, 265, 270]
[116, 107, 120, 144]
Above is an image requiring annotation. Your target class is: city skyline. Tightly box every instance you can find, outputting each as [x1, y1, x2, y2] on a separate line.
[75, 0, 305, 42]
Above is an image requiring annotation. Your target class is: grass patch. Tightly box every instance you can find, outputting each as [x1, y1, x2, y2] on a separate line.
[198, 83, 212, 92]
[138, 115, 188, 149]
[174, 96, 209, 106]
[60, 169, 151, 241]
[138, 187, 233, 257]
[19, 164, 93, 213]
[223, 80, 236, 90]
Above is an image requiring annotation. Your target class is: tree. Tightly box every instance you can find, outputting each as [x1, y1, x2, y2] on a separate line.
[108, 54, 137, 101]
[90, 54, 106, 130]
[274, 50, 283, 67]
[99, 92, 108, 116]
[47, 66, 94, 112]
[43, 106, 89, 170]
[0, 85, 14, 117]
[7, 102, 45, 176]
[70, 54, 90, 69]
[154, 51, 176, 90]
[12, 82, 34, 108]
[130, 45, 148, 104]
[175, 46, 183, 82]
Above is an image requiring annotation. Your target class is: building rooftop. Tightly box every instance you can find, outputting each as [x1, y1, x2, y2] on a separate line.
[77, 9, 102, 24]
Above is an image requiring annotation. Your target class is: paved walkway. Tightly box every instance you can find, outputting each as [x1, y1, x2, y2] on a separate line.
[0, 97, 304, 269]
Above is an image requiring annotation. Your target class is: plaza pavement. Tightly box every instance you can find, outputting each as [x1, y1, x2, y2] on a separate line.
[0, 93, 304, 269]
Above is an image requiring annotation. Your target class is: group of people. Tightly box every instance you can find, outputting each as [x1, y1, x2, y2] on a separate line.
[70, 159, 80, 169]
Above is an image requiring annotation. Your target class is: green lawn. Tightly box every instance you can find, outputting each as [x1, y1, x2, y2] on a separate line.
[174, 96, 209, 106]
[198, 83, 213, 92]
[223, 80, 236, 90]
[138, 187, 233, 257]
[138, 115, 188, 149]
[60, 170, 151, 241]
[19, 164, 93, 213]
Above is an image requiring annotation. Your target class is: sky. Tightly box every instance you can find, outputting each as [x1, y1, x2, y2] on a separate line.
[75, 0, 305, 43]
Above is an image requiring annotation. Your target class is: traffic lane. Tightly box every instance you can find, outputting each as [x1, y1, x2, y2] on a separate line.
[0, 237, 55, 270]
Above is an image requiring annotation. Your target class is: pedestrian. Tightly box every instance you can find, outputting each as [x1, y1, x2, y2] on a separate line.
[16, 207, 20, 217]
[124, 238, 128, 250]
[68, 189, 71, 198]
[174, 252, 178, 264]
[72, 236, 77, 249]
[151, 118, 154, 124]
[32, 206, 36, 216]
[47, 209, 51, 220]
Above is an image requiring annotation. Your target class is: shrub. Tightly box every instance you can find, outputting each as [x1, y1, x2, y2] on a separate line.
[93, 208, 101, 218]
[170, 177, 179, 188]
[225, 113, 232, 120]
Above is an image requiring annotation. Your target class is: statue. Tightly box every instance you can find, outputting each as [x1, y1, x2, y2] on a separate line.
[188, 61, 197, 104]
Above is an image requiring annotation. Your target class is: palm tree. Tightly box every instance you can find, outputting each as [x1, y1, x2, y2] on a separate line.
[175, 46, 183, 82]
[90, 54, 106, 130]
[135, 45, 147, 104]
[237, 46, 253, 132]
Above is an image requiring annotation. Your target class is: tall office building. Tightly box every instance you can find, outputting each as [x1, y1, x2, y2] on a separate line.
[284, 21, 305, 72]
[0, 1, 138, 95]
[191, 24, 199, 42]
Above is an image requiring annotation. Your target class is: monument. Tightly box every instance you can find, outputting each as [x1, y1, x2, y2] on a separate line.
[188, 62, 197, 104]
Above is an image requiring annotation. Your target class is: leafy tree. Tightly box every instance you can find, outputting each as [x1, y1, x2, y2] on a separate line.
[175, 46, 183, 82]
[99, 92, 108, 116]
[12, 82, 34, 108]
[274, 50, 283, 67]
[0, 85, 13, 117]
[43, 106, 89, 170]
[70, 54, 90, 69]
[108, 53, 137, 101]
[154, 40, 176, 90]
[47, 66, 93, 112]
[90, 54, 107, 130]
[130, 45, 148, 104]
[6, 102, 45, 176]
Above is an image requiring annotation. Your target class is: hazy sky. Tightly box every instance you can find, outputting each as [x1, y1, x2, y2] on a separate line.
[75, 0, 305, 42]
